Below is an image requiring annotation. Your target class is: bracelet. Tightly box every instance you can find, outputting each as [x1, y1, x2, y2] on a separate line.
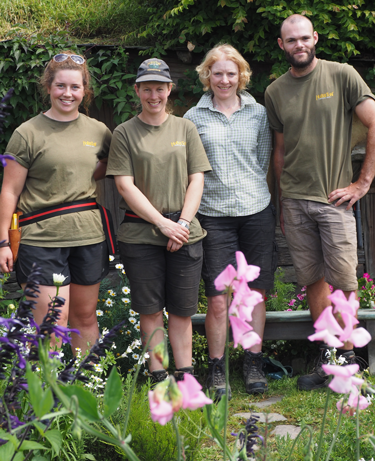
[177, 220, 190, 229]
[179, 217, 191, 224]
[0, 241, 10, 248]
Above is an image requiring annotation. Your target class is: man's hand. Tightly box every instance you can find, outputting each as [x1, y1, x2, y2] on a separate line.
[328, 181, 370, 210]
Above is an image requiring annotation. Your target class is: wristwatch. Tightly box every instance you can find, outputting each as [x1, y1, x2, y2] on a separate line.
[177, 220, 190, 230]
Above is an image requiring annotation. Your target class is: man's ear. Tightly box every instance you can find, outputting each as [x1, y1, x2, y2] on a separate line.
[277, 37, 284, 50]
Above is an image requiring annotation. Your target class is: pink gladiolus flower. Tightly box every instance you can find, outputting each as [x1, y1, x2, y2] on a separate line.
[328, 290, 359, 316]
[148, 390, 174, 425]
[229, 316, 261, 349]
[308, 306, 344, 347]
[308, 330, 344, 348]
[177, 373, 213, 410]
[322, 363, 361, 394]
[214, 264, 237, 291]
[339, 311, 359, 343]
[235, 251, 260, 283]
[347, 385, 369, 411]
[344, 327, 372, 348]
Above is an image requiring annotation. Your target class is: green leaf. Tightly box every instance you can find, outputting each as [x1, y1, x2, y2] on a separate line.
[45, 429, 62, 454]
[13, 453, 25, 461]
[26, 363, 44, 417]
[82, 455, 97, 460]
[31, 456, 49, 461]
[59, 385, 101, 421]
[215, 395, 227, 432]
[18, 440, 49, 451]
[33, 421, 47, 436]
[0, 442, 15, 459]
[103, 367, 123, 417]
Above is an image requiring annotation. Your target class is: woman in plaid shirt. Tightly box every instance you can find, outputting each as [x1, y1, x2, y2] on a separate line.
[184, 44, 276, 400]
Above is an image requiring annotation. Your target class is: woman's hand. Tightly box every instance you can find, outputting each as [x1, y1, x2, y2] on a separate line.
[158, 218, 189, 245]
[0, 246, 13, 273]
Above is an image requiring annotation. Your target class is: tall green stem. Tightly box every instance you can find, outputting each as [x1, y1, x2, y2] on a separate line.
[315, 388, 331, 461]
[356, 395, 360, 461]
[122, 326, 167, 439]
[172, 415, 182, 461]
[223, 287, 232, 461]
[324, 398, 344, 461]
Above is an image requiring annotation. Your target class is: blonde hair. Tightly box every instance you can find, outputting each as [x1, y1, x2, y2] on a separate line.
[40, 50, 93, 113]
[196, 44, 252, 92]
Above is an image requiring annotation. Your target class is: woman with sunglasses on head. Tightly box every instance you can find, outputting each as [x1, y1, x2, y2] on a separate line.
[106, 58, 211, 382]
[0, 51, 112, 352]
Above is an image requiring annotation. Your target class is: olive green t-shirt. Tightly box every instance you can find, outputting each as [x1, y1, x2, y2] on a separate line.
[106, 115, 212, 246]
[265, 60, 375, 203]
[5, 113, 112, 247]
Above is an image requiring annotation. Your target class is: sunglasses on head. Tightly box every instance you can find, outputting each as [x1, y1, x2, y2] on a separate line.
[53, 54, 85, 65]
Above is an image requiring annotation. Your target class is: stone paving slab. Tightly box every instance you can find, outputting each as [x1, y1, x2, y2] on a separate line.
[251, 395, 284, 409]
[233, 412, 287, 423]
[271, 425, 301, 439]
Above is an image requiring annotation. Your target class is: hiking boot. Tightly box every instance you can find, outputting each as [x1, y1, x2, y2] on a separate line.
[206, 355, 231, 401]
[297, 346, 330, 391]
[151, 369, 169, 384]
[243, 351, 268, 394]
[174, 366, 195, 382]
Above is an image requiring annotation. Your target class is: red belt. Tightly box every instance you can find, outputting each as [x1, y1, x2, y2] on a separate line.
[19, 199, 116, 255]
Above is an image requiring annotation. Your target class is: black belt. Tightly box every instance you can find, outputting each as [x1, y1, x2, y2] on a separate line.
[122, 210, 181, 224]
[19, 199, 116, 255]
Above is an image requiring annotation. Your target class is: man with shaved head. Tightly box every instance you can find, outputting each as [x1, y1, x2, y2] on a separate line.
[265, 14, 375, 391]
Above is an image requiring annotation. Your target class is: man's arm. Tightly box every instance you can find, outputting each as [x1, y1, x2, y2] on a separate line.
[274, 130, 286, 235]
[328, 98, 375, 210]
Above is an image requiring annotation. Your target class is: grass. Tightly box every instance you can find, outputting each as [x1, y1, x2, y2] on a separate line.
[0, 0, 151, 43]
[195, 368, 375, 461]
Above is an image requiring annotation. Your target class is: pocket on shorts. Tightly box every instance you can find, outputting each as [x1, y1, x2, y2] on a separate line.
[186, 241, 203, 260]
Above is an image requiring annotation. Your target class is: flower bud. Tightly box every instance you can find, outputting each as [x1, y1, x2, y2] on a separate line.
[153, 341, 169, 369]
[169, 377, 183, 412]
[153, 379, 169, 404]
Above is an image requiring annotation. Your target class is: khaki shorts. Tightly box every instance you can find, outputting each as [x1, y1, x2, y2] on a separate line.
[282, 198, 358, 291]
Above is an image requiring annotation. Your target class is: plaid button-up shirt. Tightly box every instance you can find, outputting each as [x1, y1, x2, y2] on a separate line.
[184, 91, 272, 217]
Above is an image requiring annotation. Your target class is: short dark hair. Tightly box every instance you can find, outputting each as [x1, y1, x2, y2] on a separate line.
[279, 14, 314, 40]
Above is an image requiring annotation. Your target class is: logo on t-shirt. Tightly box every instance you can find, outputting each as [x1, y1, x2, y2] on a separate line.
[83, 141, 97, 147]
[316, 92, 334, 101]
[171, 141, 186, 147]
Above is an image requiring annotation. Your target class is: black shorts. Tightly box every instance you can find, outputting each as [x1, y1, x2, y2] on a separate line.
[118, 241, 203, 317]
[198, 203, 278, 296]
[16, 241, 109, 286]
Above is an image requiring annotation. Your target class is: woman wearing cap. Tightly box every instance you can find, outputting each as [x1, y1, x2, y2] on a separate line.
[184, 44, 275, 399]
[107, 58, 211, 382]
[0, 51, 112, 352]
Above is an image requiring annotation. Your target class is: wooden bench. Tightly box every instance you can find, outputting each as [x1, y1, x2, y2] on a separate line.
[191, 309, 375, 375]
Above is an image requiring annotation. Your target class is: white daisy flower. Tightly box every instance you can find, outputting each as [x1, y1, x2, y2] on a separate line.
[163, 308, 168, 319]
[129, 317, 136, 324]
[134, 324, 141, 331]
[85, 382, 93, 388]
[53, 273, 68, 286]
[128, 367, 136, 373]
[96, 310, 104, 316]
[143, 370, 150, 376]
[125, 330, 132, 335]
[122, 298, 130, 304]
[132, 353, 140, 360]
[129, 309, 137, 316]
[122, 287, 130, 295]
[108, 289, 116, 297]
[122, 270, 126, 275]
[192, 358, 196, 365]
[115, 264, 124, 270]
[102, 328, 109, 336]
[105, 299, 114, 307]
[109, 255, 115, 261]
